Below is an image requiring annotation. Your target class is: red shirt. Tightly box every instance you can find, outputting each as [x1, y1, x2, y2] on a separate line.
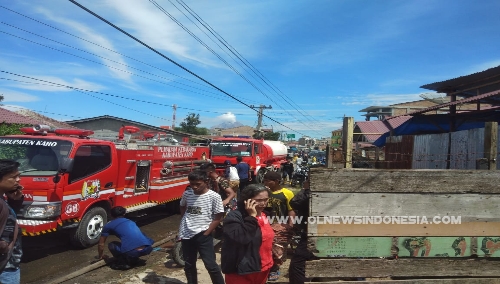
[257, 213, 274, 271]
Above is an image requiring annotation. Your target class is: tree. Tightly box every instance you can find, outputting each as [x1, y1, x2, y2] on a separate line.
[253, 131, 281, 141]
[175, 113, 208, 135]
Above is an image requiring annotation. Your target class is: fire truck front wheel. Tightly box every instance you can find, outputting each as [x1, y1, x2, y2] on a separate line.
[70, 206, 108, 248]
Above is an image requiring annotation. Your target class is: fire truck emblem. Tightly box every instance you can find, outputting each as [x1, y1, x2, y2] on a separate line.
[65, 201, 80, 216]
[81, 179, 101, 200]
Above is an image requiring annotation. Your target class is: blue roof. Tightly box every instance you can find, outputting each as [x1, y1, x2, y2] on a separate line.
[372, 111, 500, 147]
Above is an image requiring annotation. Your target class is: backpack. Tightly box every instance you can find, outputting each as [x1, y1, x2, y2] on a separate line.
[0, 201, 18, 272]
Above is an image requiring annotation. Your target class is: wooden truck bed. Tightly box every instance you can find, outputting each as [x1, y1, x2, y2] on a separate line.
[306, 168, 500, 283]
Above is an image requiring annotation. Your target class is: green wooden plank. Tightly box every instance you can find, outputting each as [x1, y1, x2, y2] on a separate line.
[397, 237, 471, 257]
[477, 237, 500, 257]
[314, 237, 393, 257]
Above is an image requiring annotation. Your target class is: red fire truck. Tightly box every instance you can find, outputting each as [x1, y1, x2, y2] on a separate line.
[0, 125, 209, 247]
[209, 136, 288, 183]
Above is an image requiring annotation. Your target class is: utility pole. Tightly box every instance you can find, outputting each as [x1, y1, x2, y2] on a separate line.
[250, 105, 272, 136]
[172, 104, 177, 129]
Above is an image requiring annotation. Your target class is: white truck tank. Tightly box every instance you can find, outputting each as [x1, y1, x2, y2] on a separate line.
[263, 140, 288, 157]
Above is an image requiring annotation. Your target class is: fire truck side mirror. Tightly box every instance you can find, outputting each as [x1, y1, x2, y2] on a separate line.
[60, 158, 74, 173]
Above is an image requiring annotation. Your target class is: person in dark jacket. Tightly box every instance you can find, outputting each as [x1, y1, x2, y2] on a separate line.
[288, 179, 316, 284]
[221, 184, 275, 284]
[0, 160, 24, 284]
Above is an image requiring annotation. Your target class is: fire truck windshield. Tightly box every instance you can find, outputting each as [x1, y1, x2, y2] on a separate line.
[210, 141, 252, 157]
[0, 138, 73, 176]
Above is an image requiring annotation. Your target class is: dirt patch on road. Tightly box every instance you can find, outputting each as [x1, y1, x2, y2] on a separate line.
[65, 242, 292, 284]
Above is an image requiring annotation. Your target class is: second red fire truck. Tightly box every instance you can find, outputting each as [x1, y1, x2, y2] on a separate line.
[209, 136, 288, 183]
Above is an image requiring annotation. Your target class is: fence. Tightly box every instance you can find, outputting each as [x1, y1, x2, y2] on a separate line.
[383, 123, 499, 170]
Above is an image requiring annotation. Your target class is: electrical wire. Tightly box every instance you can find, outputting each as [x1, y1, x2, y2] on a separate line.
[0, 6, 264, 105]
[0, 105, 83, 119]
[173, 0, 332, 133]
[0, 74, 247, 116]
[69, 0, 308, 136]
[148, 0, 326, 135]
[0, 29, 244, 104]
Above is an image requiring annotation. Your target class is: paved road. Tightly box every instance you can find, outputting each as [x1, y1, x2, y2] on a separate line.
[20, 206, 181, 284]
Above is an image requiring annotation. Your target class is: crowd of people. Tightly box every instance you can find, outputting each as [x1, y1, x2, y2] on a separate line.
[0, 156, 314, 284]
[178, 159, 314, 284]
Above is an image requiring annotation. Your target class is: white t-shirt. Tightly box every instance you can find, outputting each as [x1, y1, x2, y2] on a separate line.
[178, 189, 224, 239]
[228, 166, 239, 181]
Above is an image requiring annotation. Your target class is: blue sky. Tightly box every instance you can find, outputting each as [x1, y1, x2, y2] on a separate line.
[1, 0, 500, 139]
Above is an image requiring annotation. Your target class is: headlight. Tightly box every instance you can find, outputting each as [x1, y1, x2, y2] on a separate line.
[24, 204, 61, 219]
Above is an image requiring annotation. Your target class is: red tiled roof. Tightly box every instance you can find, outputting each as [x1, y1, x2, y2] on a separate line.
[15, 109, 77, 129]
[355, 116, 411, 142]
[0, 107, 41, 125]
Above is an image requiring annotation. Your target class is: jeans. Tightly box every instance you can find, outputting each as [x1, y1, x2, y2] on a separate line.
[0, 267, 20, 284]
[181, 231, 224, 284]
[108, 241, 153, 264]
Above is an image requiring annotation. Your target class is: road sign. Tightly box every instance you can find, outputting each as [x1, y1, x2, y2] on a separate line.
[287, 134, 295, 138]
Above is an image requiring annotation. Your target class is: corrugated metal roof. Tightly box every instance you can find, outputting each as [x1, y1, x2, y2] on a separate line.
[0, 107, 41, 125]
[66, 115, 201, 139]
[421, 65, 500, 96]
[355, 116, 411, 142]
[392, 89, 500, 117]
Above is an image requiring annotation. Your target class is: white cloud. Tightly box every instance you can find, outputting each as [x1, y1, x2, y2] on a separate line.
[0, 89, 39, 102]
[36, 7, 132, 82]
[200, 112, 238, 127]
[341, 93, 422, 107]
[217, 112, 237, 123]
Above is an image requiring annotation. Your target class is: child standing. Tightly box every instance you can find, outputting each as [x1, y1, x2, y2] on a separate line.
[263, 171, 296, 282]
[178, 170, 225, 284]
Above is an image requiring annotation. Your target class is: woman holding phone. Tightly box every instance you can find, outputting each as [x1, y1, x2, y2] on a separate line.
[220, 184, 275, 284]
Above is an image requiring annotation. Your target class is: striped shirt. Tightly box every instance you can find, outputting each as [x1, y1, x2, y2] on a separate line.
[179, 189, 224, 239]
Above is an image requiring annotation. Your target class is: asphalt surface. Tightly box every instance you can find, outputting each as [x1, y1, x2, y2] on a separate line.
[20, 206, 181, 284]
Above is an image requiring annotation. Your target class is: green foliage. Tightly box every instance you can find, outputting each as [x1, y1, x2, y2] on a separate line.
[177, 113, 208, 135]
[252, 131, 281, 141]
[0, 123, 28, 159]
[0, 123, 26, 136]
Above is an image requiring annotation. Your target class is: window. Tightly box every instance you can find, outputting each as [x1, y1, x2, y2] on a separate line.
[69, 145, 111, 183]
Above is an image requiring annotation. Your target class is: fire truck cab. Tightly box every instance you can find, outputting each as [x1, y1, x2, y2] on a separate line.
[209, 136, 288, 183]
[0, 125, 209, 247]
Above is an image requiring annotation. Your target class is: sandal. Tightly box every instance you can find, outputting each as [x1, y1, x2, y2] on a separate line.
[268, 271, 280, 281]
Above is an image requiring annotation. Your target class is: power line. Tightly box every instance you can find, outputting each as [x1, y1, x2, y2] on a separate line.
[69, 0, 308, 136]
[0, 29, 242, 104]
[158, 0, 330, 136]
[0, 105, 83, 119]
[147, 0, 324, 135]
[0, 6, 264, 105]
[0, 74, 247, 116]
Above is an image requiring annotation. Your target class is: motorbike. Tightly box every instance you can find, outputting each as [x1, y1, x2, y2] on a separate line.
[291, 163, 309, 188]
